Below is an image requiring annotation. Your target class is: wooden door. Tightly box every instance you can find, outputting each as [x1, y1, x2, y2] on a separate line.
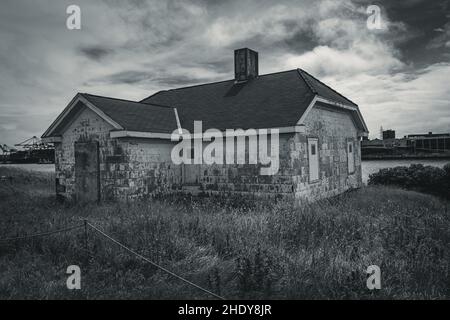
[308, 138, 319, 182]
[75, 141, 100, 202]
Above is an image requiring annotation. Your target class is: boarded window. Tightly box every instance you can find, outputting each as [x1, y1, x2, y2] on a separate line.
[347, 141, 355, 174]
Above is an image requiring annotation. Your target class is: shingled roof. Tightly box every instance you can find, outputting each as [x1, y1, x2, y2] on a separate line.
[43, 68, 366, 138]
[42, 93, 178, 138]
[141, 69, 360, 132]
[296, 69, 357, 107]
[81, 94, 178, 133]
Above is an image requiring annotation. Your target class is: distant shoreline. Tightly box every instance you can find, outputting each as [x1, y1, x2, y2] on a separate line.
[362, 154, 450, 161]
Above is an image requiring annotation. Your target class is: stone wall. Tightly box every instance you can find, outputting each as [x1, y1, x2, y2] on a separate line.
[199, 135, 295, 200]
[55, 106, 112, 198]
[290, 104, 362, 203]
[55, 107, 181, 201]
[197, 105, 362, 202]
[108, 139, 182, 200]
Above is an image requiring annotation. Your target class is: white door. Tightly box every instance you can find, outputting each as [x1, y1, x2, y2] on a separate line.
[308, 138, 319, 181]
[347, 141, 355, 174]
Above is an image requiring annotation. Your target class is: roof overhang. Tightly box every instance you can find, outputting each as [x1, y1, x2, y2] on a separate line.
[297, 94, 369, 136]
[41, 93, 123, 138]
[110, 125, 306, 140]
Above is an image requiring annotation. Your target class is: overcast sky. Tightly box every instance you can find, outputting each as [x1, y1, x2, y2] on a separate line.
[0, 0, 449, 146]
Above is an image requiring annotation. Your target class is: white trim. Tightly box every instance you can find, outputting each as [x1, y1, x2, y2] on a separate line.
[297, 95, 369, 134]
[281, 125, 306, 134]
[173, 108, 182, 134]
[42, 93, 123, 138]
[78, 96, 123, 130]
[297, 95, 318, 125]
[42, 94, 78, 138]
[358, 131, 369, 138]
[110, 131, 173, 140]
[315, 96, 358, 111]
[110, 125, 305, 140]
[316, 96, 369, 133]
[355, 108, 369, 134]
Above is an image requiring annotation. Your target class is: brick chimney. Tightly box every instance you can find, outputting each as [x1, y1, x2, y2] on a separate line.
[234, 48, 258, 82]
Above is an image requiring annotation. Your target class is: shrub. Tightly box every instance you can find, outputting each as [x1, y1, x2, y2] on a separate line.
[368, 163, 450, 199]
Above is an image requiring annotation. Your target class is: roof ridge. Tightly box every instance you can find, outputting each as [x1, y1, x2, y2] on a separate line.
[140, 69, 300, 102]
[140, 90, 165, 103]
[296, 69, 358, 106]
[141, 79, 235, 102]
[81, 93, 173, 109]
[296, 68, 317, 95]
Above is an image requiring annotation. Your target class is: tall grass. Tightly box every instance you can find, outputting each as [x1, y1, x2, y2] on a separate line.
[0, 167, 449, 299]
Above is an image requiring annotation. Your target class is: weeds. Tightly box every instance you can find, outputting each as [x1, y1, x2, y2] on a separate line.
[0, 168, 449, 299]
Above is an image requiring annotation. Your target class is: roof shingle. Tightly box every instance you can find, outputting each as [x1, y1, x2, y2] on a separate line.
[141, 69, 322, 132]
[81, 94, 178, 133]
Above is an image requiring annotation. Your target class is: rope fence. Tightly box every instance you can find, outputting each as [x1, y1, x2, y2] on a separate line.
[0, 224, 84, 242]
[0, 220, 225, 300]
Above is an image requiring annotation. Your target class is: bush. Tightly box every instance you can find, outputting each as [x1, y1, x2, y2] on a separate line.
[368, 163, 450, 199]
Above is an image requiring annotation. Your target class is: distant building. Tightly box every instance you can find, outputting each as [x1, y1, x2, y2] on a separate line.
[362, 131, 450, 158]
[407, 132, 450, 152]
[382, 129, 395, 140]
[361, 138, 383, 147]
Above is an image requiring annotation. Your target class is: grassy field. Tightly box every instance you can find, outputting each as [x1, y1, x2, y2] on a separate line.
[0, 167, 449, 299]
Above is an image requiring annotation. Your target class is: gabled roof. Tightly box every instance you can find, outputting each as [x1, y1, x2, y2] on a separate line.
[141, 69, 365, 132]
[42, 93, 178, 138]
[43, 68, 368, 139]
[81, 94, 178, 133]
[296, 69, 358, 107]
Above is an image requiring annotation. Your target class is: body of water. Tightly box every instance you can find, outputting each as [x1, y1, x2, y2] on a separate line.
[1, 160, 448, 184]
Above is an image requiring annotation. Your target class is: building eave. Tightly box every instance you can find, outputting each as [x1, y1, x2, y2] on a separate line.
[297, 95, 369, 134]
[42, 93, 124, 138]
[110, 125, 306, 140]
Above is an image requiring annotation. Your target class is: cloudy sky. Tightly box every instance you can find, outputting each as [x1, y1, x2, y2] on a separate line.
[0, 0, 449, 146]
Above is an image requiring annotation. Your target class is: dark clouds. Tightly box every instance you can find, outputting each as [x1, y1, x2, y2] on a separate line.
[0, 0, 449, 146]
[355, 0, 450, 66]
[88, 70, 211, 87]
[79, 45, 113, 61]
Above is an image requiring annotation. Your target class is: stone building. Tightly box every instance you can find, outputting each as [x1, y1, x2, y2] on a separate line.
[42, 48, 368, 203]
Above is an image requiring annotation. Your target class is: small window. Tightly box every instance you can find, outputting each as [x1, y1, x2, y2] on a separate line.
[311, 145, 316, 155]
[348, 144, 352, 153]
